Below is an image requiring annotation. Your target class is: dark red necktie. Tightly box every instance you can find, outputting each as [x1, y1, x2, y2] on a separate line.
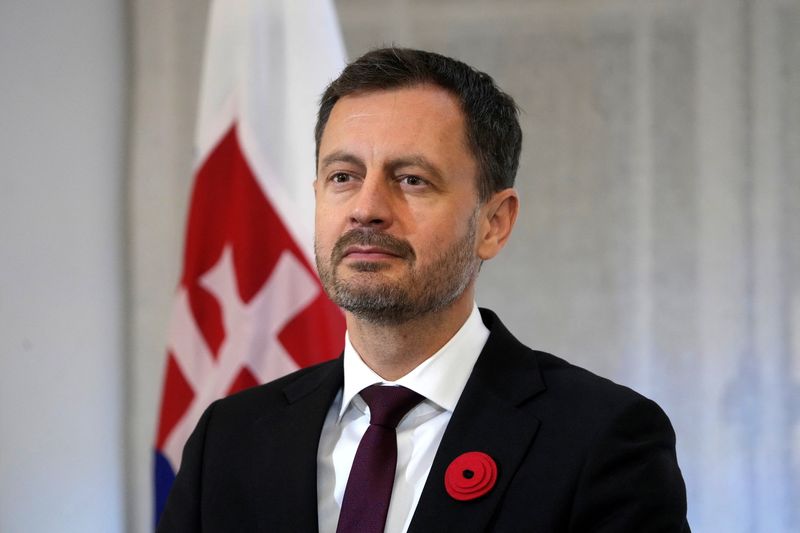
[335, 385, 424, 533]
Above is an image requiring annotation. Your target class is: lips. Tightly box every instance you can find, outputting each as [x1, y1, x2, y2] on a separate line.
[343, 245, 402, 259]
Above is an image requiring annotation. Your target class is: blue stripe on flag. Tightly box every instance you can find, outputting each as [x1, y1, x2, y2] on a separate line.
[154, 450, 176, 527]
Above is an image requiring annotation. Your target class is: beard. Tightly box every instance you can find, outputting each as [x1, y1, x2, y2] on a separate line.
[315, 214, 480, 325]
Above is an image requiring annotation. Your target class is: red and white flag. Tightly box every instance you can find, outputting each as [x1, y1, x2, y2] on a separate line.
[153, 0, 346, 522]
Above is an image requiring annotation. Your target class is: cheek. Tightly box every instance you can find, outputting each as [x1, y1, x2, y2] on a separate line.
[408, 218, 459, 253]
[402, 203, 443, 235]
[423, 207, 469, 235]
[315, 225, 335, 250]
[315, 204, 338, 233]
[314, 214, 330, 246]
[315, 211, 345, 254]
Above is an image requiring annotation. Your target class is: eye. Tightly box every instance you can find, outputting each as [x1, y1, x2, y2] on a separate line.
[399, 175, 427, 187]
[330, 172, 353, 183]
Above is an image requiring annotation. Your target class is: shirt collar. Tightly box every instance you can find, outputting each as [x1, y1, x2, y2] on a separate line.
[339, 304, 490, 420]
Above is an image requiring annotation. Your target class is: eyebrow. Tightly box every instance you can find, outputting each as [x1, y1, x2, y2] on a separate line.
[319, 150, 364, 170]
[387, 155, 444, 181]
[319, 151, 444, 181]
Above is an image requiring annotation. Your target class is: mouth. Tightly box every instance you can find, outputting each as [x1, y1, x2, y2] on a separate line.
[342, 245, 402, 261]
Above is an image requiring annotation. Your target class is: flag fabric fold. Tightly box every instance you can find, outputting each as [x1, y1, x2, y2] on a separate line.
[153, 0, 347, 523]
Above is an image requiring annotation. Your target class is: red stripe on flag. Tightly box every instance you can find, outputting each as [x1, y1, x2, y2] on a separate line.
[155, 352, 193, 449]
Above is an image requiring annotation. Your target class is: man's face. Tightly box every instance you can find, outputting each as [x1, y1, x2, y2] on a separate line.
[314, 85, 483, 324]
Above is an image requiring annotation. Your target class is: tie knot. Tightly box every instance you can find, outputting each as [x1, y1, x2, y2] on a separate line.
[359, 385, 423, 428]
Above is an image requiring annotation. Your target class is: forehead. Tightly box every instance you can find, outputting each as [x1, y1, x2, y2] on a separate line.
[319, 85, 471, 158]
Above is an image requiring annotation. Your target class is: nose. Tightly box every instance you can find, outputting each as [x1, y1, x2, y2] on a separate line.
[349, 174, 393, 229]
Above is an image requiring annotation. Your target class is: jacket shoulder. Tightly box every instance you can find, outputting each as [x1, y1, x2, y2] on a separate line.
[537, 349, 656, 408]
[480, 307, 669, 427]
[207, 357, 342, 423]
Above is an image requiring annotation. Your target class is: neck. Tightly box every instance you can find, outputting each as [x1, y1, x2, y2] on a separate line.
[345, 289, 475, 381]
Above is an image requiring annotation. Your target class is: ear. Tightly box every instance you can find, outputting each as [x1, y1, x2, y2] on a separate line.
[476, 188, 519, 260]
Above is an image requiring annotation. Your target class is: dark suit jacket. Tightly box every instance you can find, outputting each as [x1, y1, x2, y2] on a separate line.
[158, 309, 689, 532]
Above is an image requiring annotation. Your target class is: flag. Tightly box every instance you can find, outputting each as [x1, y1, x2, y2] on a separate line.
[153, 0, 347, 524]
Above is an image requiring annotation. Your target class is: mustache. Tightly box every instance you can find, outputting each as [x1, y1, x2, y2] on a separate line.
[331, 229, 416, 264]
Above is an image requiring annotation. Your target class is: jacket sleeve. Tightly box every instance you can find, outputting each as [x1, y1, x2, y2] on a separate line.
[156, 400, 217, 533]
[568, 397, 690, 532]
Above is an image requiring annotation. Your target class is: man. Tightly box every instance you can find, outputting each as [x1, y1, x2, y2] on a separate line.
[158, 48, 689, 532]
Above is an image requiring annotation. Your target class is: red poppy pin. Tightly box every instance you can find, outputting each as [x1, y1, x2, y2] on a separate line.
[444, 451, 498, 501]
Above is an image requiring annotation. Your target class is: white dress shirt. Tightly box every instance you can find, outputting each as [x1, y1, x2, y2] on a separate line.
[317, 304, 490, 533]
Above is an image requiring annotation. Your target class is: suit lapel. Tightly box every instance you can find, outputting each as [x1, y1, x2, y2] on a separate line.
[409, 310, 545, 532]
[249, 359, 344, 532]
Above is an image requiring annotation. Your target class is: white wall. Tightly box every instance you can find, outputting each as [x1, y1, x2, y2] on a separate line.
[0, 1, 127, 532]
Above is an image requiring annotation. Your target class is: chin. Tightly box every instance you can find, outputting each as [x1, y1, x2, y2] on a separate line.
[342, 260, 394, 274]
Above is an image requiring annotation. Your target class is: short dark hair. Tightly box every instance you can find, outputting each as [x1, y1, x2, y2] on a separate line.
[315, 47, 522, 202]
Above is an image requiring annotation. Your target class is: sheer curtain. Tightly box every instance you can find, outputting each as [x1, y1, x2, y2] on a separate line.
[128, 1, 799, 531]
